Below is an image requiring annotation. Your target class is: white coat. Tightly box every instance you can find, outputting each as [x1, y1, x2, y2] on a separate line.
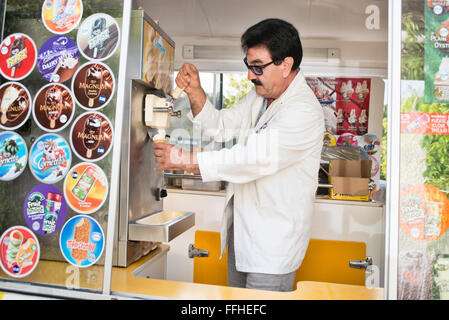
[189, 71, 325, 274]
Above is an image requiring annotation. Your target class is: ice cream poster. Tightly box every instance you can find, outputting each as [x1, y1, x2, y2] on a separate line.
[42, 0, 83, 35]
[59, 215, 104, 267]
[0, 82, 32, 131]
[0, 226, 40, 278]
[0, 131, 27, 182]
[0, 33, 37, 81]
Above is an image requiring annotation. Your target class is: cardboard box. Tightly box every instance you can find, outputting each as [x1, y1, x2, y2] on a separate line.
[328, 159, 372, 201]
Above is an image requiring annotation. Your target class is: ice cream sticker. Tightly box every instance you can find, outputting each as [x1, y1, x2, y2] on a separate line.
[0, 33, 37, 81]
[29, 133, 71, 184]
[77, 13, 120, 61]
[42, 0, 83, 35]
[71, 62, 115, 110]
[0, 226, 40, 278]
[33, 83, 75, 132]
[70, 112, 113, 162]
[0, 82, 32, 130]
[38, 35, 80, 83]
[63, 162, 108, 214]
[59, 215, 104, 267]
[24, 184, 68, 236]
[0, 131, 27, 182]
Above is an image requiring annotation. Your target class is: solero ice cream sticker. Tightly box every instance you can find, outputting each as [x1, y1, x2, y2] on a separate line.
[70, 111, 113, 162]
[0, 33, 37, 81]
[60, 215, 104, 267]
[71, 62, 115, 110]
[29, 133, 71, 184]
[42, 0, 83, 35]
[64, 162, 108, 214]
[0, 82, 32, 130]
[0, 226, 40, 278]
[77, 13, 120, 61]
[24, 184, 68, 236]
[0, 131, 27, 181]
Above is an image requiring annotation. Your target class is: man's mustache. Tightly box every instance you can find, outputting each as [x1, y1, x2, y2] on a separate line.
[251, 79, 263, 86]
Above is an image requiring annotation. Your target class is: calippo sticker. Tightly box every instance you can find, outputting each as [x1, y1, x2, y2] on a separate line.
[0, 131, 27, 182]
[71, 62, 115, 110]
[59, 215, 104, 267]
[0, 226, 40, 278]
[37, 35, 80, 83]
[42, 0, 83, 35]
[70, 111, 113, 162]
[0, 82, 32, 130]
[77, 13, 120, 61]
[63, 162, 108, 214]
[0, 33, 37, 81]
[33, 83, 75, 132]
[29, 133, 71, 184]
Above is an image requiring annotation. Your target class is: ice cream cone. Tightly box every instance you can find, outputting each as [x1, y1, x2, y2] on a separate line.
[1, 113, 7, 124]
[86, 149, 92, 158]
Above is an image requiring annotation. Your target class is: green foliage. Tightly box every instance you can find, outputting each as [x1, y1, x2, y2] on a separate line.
[222, 74, 252, 109]
[380, 105, 387, 181]
[402, 12, 425, 80]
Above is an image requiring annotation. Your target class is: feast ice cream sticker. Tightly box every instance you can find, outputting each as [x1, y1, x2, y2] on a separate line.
[0, 82, 32, 131]
[29, 133, 71, 184]
[63, 162, 108, 214]
[0, 226, 40, 278]
[0, 33, 37, 81]
[42, 0, 83, 35]
[0, 131, 27, 182]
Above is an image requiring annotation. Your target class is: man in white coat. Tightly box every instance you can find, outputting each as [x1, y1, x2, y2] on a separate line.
[154, 18, 325, 291]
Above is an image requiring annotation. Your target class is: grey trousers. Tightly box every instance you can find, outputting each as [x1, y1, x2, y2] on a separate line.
[227, 225, 296, 292]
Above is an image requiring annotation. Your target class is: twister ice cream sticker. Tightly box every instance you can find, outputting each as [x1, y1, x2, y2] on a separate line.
[64, 162, 108, 214]
[71, 62, 115, 110]
[0, 82, 32, 130]
[60, 215, 104, 267]
[0, 226, 40, 278]
[38, 35, 80, 83]
[0, 131, 27, 182]
[77, 13, 120, 61]
[33, 83, 75, 132]
[0, 33, 37, 81]
[70, 112, 113, 162]
[29, 133, 71, 184]
[42, 0, 83, 35]
[24, 184, 68, 236]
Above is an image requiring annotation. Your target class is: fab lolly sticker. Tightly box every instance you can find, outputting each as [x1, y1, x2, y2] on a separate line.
[24, 184, 68, 236]
[0, 131, 28, 182]
[63, 162, 108, 214]
[71, 62, 115, 111]
[0, 226, 40, 278]
[77, 13, 120, 61]
[29, 133, 72, 184]
[33, 83, 75, 132]
[42, 0, 83, 35]
[0, 82, 32, 130]
[70, 111, 113, 162]
[37, 35, 80, 83]
[59, 215, 104, 267]
[0, 33, 37, 81]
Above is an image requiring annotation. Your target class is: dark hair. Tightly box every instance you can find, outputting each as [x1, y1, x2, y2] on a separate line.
[241, 18, 303, 71]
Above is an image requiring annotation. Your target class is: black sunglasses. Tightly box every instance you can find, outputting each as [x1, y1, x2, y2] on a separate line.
[243, 57, 279, 76]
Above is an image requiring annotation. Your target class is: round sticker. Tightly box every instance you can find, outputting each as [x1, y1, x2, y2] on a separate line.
[37, 35, 80, 83]
[33, 83, 75, 132]
[29, 133, 72, 184]
[359, 134, 380, 155]
[41, 0, 83, 35]
[70, 111, 113, 162]
[59, 215, 104, 267]
[24, 184, 68, 236]
[63, 162, 108, 214]
[0, 226, 40, 278]
[0, 82, 32, 130]
[77, 13, 120, 61]
[0, 33, 37, 81]
[0, 131, 28, 181]
[71, 62, 115, 110]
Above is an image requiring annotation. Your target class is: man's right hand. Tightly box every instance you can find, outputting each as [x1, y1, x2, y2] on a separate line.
[176, 63, 207, 117]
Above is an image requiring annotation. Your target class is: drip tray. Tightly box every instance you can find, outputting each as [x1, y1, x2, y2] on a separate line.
[129, 210, 195, 242]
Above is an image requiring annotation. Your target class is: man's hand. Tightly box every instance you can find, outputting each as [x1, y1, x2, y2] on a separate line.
[154, 142, 200, 174]
[176, 63, 207, 117]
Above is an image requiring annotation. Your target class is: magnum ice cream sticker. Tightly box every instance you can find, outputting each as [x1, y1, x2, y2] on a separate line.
[42, 0, 83, 35]
[0, 131, 28, 182]
[33, 83, 75, 132]
[70, 111, 113, 162]
[72, 62, 115, 110]
[0, 33, 37, 81]
[0, 226, 40, 278]
[77, 13, 120, 61]
[29, 133, 72, 184]
[59, 215, 104, 267]
[63, 162, 108, 214]
[0, 82, 32, 131]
